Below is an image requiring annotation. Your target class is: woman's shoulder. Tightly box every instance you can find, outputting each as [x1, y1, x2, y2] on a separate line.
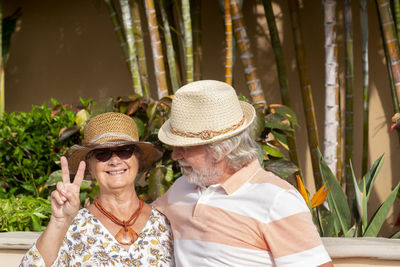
[150, 207, 170, 224]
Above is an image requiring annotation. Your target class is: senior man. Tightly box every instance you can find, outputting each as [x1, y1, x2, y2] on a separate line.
[154, 80, 332, 267]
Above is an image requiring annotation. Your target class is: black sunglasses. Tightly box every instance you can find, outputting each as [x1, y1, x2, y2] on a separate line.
[88, 145, 138, 162]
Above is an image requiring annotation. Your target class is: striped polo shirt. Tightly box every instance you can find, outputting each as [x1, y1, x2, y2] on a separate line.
[154, 159, 331, 266]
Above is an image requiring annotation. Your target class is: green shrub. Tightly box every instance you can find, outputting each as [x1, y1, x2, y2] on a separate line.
[0, 99, 80, 198]
[0, 195, 51, 231]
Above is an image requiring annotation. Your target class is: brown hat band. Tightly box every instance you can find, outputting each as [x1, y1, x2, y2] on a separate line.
[170, 115, 245, 140]
[89, 132, 137, 144]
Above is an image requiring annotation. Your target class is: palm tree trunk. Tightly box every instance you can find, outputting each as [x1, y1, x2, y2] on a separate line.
[262, 0, 300, 169]
[344, 0, 354, 203]
[393, 0, 400, 38]
[230, 0, 266, 106]
[144, 0, 169, 98]
[104, 0, 129, 67]
[182, 0, 193, 83]
[120, 0, 143, 96]
[165, 2, 183, 87]
[323, 0, 339, 176]
[159, 0, 180, 92]
[377, 0, 400, 111]
[224, 0, 233, 85]
[173, 0, 185, 61]
[288, 0, 322, 187]
[131, 0, 150, 97]
[191, 0, 202, 81]
[360, 0, 370, 181]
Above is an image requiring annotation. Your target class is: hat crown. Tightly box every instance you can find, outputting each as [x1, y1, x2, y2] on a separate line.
[83, 112, 139, 145]
[170, 80, 244, 133]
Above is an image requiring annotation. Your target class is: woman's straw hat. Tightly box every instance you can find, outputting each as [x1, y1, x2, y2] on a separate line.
[158, 80, 256, 146]
[67, 112, 162, 175]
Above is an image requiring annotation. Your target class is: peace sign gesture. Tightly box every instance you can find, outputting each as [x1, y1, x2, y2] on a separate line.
[51, 156, 86, 223]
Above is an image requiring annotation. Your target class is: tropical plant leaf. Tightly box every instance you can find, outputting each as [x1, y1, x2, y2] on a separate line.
[164, 165, 174, 183]
[265, 113, 293, 131]
[30, 214, 42, 231]
[132, 117, 145, 138]
[363, 183, 400, 237]
[264, 158, 298, 178]
[128, 93, 142, 102]
[44, 170, 63, 188]
[363, 154, 384, 199]
[237, 93, 251, 103]
[319, 210, 337, 237]
[269, 104, 298, 126]
[271, 130, 289, 150]
[2, 8, 22, 63]
[317, 148, 351, 236]
[148, 167, 166, 201]
[262, 144, 284, 158]
[251, 112, 266, 140]
[350, 160, 364, 225]
[75, 109, 90, 127]
[146, 102, 158, 122]
[390, 230, 400, 238]
[59, 125, 81, 142]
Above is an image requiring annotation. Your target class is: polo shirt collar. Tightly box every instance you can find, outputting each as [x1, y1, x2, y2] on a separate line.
[220, 159, 262, 195]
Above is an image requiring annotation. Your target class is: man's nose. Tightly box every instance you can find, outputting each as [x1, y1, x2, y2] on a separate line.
[172, 147, 183, 160]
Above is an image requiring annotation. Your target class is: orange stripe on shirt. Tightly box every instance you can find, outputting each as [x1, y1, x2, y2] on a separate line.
[166, 203, 270, 251]
[262, 211, 323, 258]
[250, 171, 294, 190]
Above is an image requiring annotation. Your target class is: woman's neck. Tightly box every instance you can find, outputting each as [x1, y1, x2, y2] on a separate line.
[96, 190, 140, 220]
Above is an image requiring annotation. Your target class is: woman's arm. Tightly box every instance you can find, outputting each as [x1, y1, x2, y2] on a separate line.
[35, 157, 85, 266]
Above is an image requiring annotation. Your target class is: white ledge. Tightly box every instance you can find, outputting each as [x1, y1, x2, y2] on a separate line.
[0, 232, 41, 249]
[322, 237, 400, 260]
[1, 233, 400, 262]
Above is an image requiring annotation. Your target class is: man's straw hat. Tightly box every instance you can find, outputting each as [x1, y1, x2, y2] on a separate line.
[158, 80, 256, 146]
[67, 112, 162, 175]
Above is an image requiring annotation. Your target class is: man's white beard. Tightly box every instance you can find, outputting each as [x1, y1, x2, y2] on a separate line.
[178, 160, 223, 187]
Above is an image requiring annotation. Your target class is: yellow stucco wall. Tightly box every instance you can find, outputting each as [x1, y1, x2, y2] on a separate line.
[3, 0, 400, 235]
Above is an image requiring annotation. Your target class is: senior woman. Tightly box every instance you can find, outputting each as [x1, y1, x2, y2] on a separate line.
[20, 112, 174, 266]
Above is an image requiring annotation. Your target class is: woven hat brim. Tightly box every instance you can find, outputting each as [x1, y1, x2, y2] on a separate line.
[67, 140, 163, 177]
[158, 101, 256, 146]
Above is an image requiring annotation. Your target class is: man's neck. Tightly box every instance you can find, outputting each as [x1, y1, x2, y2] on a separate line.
[211, 160, 235, 185]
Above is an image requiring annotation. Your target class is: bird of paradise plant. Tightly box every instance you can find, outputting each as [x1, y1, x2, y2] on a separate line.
[296, 174, 331, 234]
[297, 176, 331, 210]
[317, 149, 400, 237]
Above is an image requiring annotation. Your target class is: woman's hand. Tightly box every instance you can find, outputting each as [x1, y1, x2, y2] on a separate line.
[51, 156, 86, 224]
[35, 157, 86, 265]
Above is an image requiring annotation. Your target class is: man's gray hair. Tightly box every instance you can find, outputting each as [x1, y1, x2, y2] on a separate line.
[205, 128, 259, 171]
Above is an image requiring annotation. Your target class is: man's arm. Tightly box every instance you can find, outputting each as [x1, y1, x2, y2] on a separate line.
[264, 188, 332, 266]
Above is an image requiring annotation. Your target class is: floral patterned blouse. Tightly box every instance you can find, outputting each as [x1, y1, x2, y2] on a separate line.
[20, 208, 174, 266]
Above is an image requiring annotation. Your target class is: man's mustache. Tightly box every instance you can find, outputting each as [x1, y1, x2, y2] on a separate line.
[178, 160, 191, 167]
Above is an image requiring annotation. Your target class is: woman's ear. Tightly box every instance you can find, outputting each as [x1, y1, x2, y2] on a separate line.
[86, 159, 93, 174]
